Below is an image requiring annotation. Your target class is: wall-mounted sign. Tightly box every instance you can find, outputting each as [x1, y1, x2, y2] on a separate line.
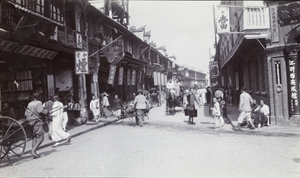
[288, 57, 299, 114]
[0, 39, 57, 59]
[75, 51, 89, 75]
[270, 6, 279, 42]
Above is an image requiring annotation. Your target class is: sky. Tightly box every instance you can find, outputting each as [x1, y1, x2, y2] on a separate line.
[128, 1, 220, 73]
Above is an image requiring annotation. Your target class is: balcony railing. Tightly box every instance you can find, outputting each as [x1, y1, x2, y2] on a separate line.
[242, 7, 270, 31]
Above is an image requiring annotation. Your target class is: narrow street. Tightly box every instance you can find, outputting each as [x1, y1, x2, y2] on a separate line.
[1, 105, 300, 178]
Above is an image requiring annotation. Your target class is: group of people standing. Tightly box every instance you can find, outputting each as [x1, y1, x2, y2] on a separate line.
[25, 93, 71, 159]
[89, 92, 123, 122]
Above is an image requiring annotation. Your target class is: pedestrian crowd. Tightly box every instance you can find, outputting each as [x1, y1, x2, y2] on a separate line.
[24, 93, 71, 159]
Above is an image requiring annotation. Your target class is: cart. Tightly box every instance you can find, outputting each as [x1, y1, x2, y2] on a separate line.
[0, 116, 29, 166]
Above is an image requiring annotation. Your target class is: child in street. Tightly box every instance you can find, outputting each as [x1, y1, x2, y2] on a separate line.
[218, 97, 225, 126]
[212, 97, 221, 129]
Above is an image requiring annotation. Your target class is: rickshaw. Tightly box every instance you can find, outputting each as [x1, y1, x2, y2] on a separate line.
[149, 88, 160, 107]
[208, 85, 227, 116]
[0, 115, 29, 166]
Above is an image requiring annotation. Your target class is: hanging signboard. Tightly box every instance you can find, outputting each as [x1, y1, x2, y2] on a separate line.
[118, 67, 124, 85]
[153, 71, 158, 86]
[131, 70, 136, 86]
[76, 33, 83, 49]
[157, 72, 161, 86]
[75, 51, 89, 75]
[209, 61, 219, 78]
[127, 69, 131, 86]
[215, 6, 230, 33]
[107, 65, 117, 85]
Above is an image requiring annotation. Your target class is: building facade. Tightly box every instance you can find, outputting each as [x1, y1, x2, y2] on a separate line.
[214, 0, 300, 125]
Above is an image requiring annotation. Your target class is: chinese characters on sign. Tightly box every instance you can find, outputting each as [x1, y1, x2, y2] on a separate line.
[107, 65, 117, 85]
[289, 58, 298, 112]
[127, 69, 131, 86]
[153, 72, 158, 86]
[118, 67, 124, 85]
[131, 70, 136, 86]
[76, 33, 82, 49]
[210, 61, 219, 78]
[270, 6, 279, 42]
[75, 51, 89, 75]
[215, 6, 230, 33]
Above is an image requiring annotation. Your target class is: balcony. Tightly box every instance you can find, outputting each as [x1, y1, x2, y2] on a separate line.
[241, 7, 270, 32]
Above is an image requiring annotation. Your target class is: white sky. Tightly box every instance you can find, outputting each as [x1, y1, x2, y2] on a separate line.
[128, 1, 220, 73]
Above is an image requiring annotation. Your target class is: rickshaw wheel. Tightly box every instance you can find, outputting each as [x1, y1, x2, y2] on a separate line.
[0, 116, 27, 166]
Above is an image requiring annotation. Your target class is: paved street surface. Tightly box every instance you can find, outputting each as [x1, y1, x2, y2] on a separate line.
[1, 104, 300, 177]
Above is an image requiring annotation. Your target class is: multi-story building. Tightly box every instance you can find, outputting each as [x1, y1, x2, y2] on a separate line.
[0, 0, 207, 123]
[214, 0, 300, 125]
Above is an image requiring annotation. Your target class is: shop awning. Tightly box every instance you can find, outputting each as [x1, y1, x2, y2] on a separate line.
[221, 33, 268, 69]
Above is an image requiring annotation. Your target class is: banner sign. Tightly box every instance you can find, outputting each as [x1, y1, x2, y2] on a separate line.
[118, 67, 124, 85]
[153, 71, 158, 85]
[75, 51, 89, 75]
[161, 73, 165, 86]
[127, 69, 131, 86]
[215, 6, 230, 33]
[0, 39, 57, 59]
[107, 65, 117, 85]
[210, 61, 219, 78]
[270, 6, 279, 42]
[102, 36, 125, 65]
[157, 72, 161, 85]
[76, 33, 82, 49]
[131, 70, 136, 86]
[165, 75, 167, 86]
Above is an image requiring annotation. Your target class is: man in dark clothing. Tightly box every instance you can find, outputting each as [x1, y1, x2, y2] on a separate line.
[187, 89, 200, 124]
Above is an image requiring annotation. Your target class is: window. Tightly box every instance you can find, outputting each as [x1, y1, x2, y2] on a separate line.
[50, 3, 63, 22]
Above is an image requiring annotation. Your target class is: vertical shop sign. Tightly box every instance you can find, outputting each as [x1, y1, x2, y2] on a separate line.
[210, 61, 219, 77]
[161, 73, 165, 86]
[118, 67, 124, 85]
[157, 72, 161, 85]
[270, 6, 279, 42]
[215, 6, 230, 33]
[288, 58, 298, 113]
[107, 65, 117, 85]
[127, 69, 131, 86]
[153, 71, 158, 85]
[75, 51, 89, 75]
[165, 75, 167, 86]
[131, 70, 136, 86]
[76, 33, 83, 49]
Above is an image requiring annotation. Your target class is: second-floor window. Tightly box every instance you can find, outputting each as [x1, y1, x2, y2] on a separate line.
[9, 0, 44, 14]
[50, 4, 63, 22]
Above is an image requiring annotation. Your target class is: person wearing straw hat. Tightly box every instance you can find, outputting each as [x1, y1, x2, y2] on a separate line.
[102, 92, 110, 118]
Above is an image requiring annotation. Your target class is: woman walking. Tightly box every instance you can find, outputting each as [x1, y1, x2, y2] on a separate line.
[51, 95, 70, 147]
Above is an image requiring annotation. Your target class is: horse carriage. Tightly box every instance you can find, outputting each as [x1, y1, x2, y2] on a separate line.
[166, 90, 183, 115]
